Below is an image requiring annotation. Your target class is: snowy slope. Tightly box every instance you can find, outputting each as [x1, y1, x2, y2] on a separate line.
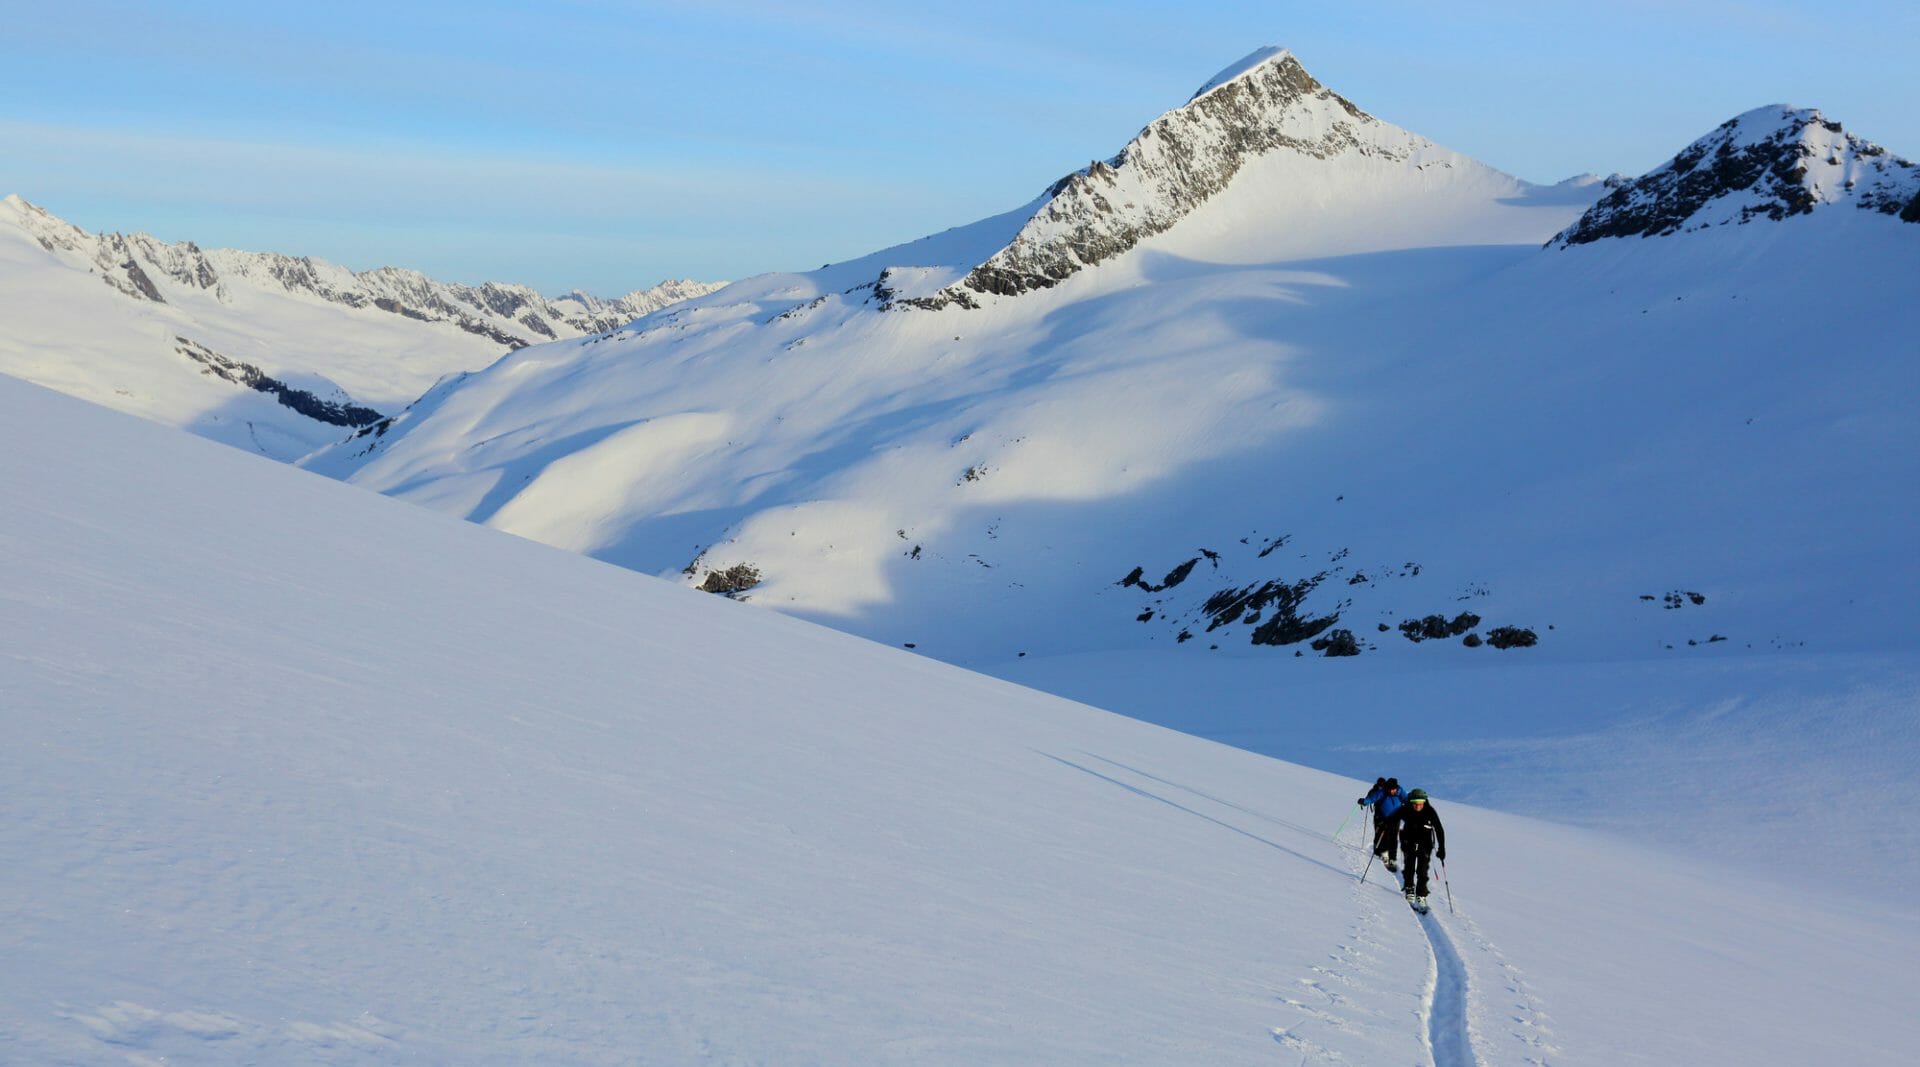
[292, 49, 1920, 903]
[296, 49, 1919, 675]
[303, 48, 1612, 639]
[4, 371, 1915, 1064]
[0, 195, 722, 459]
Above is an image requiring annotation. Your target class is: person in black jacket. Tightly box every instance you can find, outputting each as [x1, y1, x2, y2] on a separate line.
[1380, 788, 1446, 907]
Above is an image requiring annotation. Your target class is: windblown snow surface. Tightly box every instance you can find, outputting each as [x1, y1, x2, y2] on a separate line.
[4, 373, 1915, 1065]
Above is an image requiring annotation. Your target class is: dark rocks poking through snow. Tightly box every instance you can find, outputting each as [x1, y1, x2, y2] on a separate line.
[1255, 535, 1291, 558]
[1201, 575, 1339, 647]
[1485, 627, 1539, 649]
[1643, 590, 1707, 609]
[1311, 629, 1361, 657]
[118, 258, 166, 303]
[175, 337, 382, 428]
[1118, 558, 1201, 593]
[699, 563, 762, 599]
[1398, 612, 1481, 642]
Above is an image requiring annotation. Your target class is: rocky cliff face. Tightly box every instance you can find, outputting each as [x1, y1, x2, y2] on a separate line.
[1, 195, 723, 345]
[1550, 107, 1920, 247]
[903, 48, 1411, 309]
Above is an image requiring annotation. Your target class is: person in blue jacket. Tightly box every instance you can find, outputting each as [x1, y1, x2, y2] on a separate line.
[1358, 777, 1405, 870]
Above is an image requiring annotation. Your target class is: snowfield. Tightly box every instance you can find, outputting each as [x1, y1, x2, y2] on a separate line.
[3, 373, 1914, 1064]
[5, 44, 1918, 1065]
[297, 49, 1920, 917]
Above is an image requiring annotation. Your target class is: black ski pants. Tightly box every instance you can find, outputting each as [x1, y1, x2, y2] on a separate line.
[1371, 814, 1397, 861]
[1401, 844, 1431, 896]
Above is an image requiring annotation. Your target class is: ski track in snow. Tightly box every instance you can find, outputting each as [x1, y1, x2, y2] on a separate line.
[1448, 909, 1561, 1065]
[1403, 869, 1560, 1066]
[1266, 810, 1555, 1067]
[1037, 753, 1355, 882]
[1268, 817, 1410, 1064]
[1053, 754, 1418, 1064]
[1419, 911, 1478, 1067]
[1075, 757, 1512, 1064]
[1078, 753, 1370, 857]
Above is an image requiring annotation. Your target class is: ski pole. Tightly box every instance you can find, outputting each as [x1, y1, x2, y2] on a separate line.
[1440, 858, 1454, 914]
[1333, 801, 1361, 843]
[1359, 844, 1378, 885]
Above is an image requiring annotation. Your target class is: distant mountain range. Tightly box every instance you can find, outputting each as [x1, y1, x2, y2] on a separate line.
[295, 48, 1917, 678]
[0, 194, 722, 459]
[6, 47, 1914, 680]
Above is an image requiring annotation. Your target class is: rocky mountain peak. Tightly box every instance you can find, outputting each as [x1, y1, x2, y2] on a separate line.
[901, 48, 1395, 309]
[1550, 106, 1920, 247]
[1186, 46, 1297, 103]
[4, 194, 93, 255]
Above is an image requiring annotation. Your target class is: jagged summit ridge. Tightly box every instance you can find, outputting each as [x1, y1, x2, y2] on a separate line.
[0, 195, 724, 345]
[1551, 106, 1920, 246]
[904, 49, 1402, 308]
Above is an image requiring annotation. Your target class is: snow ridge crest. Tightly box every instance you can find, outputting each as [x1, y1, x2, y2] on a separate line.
[1550, 106, 1920, 247]
[903, 49, 1399, 309]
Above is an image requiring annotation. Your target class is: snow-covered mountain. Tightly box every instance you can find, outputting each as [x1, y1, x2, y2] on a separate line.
[1551, 105, 1920, 245]
[5, 371, 1914, 1064]
[903, 47, 1590, 307]
[302, 46, 1916, 673]
[848, 48, 1597, 310]
[0, 194, 722, 459]
[294, 47, 1920, 899]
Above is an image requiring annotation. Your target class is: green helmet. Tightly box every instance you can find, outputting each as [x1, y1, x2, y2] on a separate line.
[1407, 789, 1429, 802]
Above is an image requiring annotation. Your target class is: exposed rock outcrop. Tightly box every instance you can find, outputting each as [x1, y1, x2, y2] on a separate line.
[175, 337, 383, 427]
[1550, 107, 1920, 246]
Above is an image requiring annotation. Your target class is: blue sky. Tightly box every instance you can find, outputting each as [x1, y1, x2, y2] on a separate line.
[5, 1, 1914, 294]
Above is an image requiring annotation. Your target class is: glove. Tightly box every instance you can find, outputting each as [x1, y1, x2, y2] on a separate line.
[1437, 849, 1446, 862]
[1356, 798, 1367, 805]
